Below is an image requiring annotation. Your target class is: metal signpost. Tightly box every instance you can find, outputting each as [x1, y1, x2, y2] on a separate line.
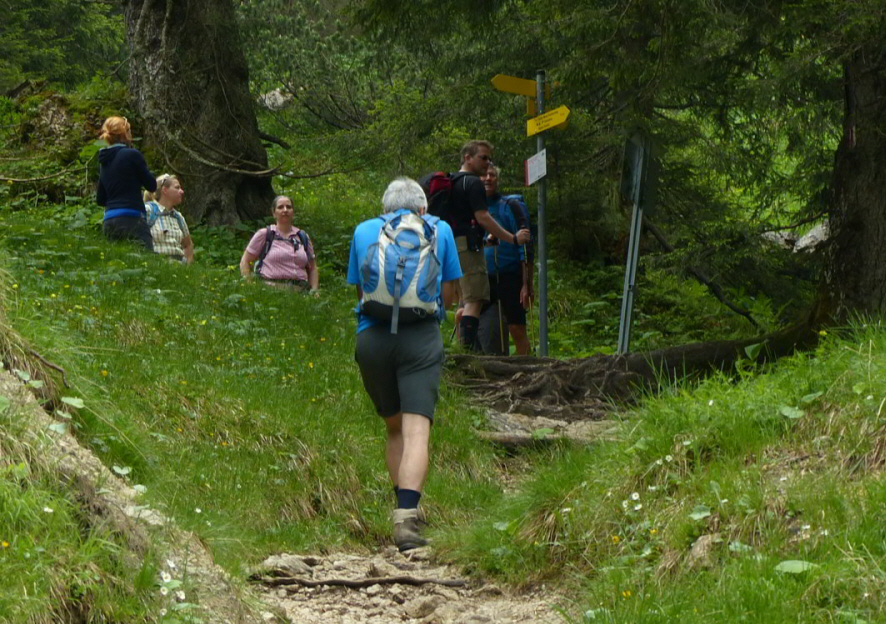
[491, 71, 569, 357]
[534, 71, 549, 356]
[616, 132, 656, 355]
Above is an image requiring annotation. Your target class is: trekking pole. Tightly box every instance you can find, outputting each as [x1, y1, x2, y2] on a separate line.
[493, 245, 506, 355]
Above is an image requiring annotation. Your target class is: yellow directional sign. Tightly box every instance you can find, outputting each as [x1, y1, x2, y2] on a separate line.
[491, 74, 551, 99]
[527, 105, 570, 137]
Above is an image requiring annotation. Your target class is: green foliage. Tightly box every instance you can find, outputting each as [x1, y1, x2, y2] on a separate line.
[0, 0, 125, 93]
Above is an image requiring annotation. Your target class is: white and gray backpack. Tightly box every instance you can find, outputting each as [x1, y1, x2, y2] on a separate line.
[360, 212, 441, 334]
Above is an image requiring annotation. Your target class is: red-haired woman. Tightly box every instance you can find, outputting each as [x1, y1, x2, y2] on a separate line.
[96, 116, 157, 249]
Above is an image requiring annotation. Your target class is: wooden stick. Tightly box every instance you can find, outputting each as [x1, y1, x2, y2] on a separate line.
[256, 574, 468, 589]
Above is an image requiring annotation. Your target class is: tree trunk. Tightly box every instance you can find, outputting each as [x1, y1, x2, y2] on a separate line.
[124, 0, 275, 225]
[818, 47, 886, 320]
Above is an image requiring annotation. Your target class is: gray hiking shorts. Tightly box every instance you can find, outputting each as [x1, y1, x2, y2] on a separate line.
[354, 321, 444, 421]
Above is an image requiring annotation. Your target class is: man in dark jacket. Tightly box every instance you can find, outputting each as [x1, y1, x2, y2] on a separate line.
[447, 141, 530, 350]
[97, 116, 157, 250]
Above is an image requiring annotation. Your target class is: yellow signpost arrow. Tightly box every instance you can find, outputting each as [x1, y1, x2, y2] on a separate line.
[527, 105, 570, 136]
[491, 74, 551, 99]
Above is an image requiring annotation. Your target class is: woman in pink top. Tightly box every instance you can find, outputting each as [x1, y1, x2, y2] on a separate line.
[239, 195, 319, 293]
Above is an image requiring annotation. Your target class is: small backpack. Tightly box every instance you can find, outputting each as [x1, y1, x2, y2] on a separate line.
[145, 201, 187, 233]
[359, 212, 441, 334]
[255, 226, 311, 278]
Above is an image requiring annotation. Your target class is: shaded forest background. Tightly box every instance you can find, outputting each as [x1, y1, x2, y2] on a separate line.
[2, 0, 885, 353]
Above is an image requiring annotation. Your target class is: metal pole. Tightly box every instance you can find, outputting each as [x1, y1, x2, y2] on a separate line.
[536, 70, 548, 357]
[616, 136, 648, 355]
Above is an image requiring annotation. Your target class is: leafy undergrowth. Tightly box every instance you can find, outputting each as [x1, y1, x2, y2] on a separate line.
[441, 326, 885, 623]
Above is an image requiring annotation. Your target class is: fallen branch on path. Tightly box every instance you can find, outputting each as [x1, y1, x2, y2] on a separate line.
[254, 573, 468, 589]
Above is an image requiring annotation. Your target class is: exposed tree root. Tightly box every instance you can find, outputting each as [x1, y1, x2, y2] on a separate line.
[450, 320, 819, 422]
[255, 572, 468, 590]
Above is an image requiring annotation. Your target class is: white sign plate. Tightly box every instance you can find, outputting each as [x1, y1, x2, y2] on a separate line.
[524, 149, 547, 186]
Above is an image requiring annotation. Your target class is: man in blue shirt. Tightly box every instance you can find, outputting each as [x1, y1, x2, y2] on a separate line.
[480, 165, 533, 355]
[347, 177, 461, 551]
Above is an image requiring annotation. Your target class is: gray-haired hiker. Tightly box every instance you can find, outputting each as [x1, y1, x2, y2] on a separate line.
[347, 177, 461, 551]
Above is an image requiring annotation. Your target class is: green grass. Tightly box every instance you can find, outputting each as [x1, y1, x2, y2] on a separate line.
[0, 398, 158, 622]
[0, 176, 882, 622]
[441, 327, 885, 623]
[0, 204, 501, 572]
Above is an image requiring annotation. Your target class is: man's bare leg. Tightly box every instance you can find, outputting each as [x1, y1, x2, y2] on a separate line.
[509, 324, 530, 356]
[384, 413, 403, 486]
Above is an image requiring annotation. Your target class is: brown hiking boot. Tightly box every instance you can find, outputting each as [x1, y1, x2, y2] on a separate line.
[392, 508, 428, 552]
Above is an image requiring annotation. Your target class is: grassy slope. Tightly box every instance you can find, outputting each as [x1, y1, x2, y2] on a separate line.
[0, 186, 882, 623]
[442, 331, 885, 623]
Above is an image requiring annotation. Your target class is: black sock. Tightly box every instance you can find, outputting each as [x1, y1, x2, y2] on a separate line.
[460, 316, 480, 351]
[396, 488, 421, 509]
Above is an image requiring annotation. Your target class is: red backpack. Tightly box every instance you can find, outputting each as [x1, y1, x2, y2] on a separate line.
[419, 172, 454, 226]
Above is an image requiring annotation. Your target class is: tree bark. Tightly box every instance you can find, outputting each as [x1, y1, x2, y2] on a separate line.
[818, 47, 886, 320]
[124, 0, 275, 225]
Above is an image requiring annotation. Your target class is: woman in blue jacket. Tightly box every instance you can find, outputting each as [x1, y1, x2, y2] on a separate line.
[96, 116, 157, 249]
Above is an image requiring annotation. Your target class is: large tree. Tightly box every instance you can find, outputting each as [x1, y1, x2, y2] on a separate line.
[124, 0, 274, 224]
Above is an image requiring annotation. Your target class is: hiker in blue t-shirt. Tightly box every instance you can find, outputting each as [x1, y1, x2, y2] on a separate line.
[479, 164, 533, 355]
[96, 116, 157, 250]
[346, 177, 461, 552]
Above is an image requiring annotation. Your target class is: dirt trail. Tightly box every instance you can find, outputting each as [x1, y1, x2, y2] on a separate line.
[253, 548, 568, 623]
[3, 365, 576, 623]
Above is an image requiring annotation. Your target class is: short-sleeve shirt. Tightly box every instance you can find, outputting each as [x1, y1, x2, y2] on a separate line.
[448, 172, 487, 237]
[146, 203, 190, 259]
[347, 210, 462, 334]
[484, 195, 528, 275]
[245, 225, 314, 281]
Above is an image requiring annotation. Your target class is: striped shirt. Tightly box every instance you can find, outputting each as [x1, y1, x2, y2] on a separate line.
[245, 225, 314, 281]
[146, 204, 189, 260]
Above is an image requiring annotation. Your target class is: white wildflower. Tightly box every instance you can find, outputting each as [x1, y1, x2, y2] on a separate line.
[161, 571, 172, 583]
[175, 590, 186, 602]
[43, 507, 53, 513]
[621, 500, 628, 510]
[665, 455, 673, 463]
[634, 503, 643, 511]
[194, 507, 202, 514]
[160, 586, 169, 596]
[631, 492, 640, 501]
[708, 400, 714, 406]
[167, 559, 177, 570]
[655, 459, 663, 466]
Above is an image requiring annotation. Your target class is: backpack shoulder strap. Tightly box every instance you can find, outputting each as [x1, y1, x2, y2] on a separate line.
[254, 225, 275, 276]
[295, 229, 313, 261]
[173, 210, 187, 233]
[145, 201, 160, 227]
[502, 195, 530, 230]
